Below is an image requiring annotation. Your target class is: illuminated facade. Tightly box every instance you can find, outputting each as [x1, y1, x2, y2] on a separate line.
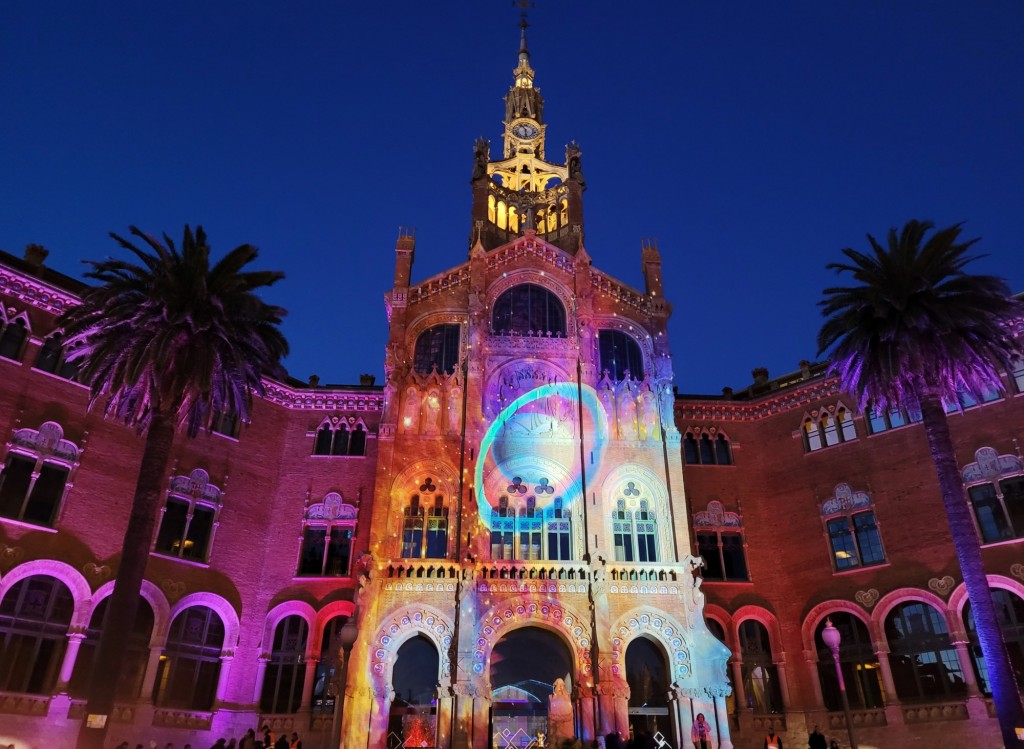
[0, 16, 1018, 749]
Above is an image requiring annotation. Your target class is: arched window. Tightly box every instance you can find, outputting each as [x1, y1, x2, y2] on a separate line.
[814, 614, 883, 710]
[298, 493, 356, 577]
[490, 495, 514, 560]
[413, 324, 461, 375]
[154, 605, 224, 710]
[961, 448, 1024, 544]
[598, 330, 645, 381]
[489, 487, 573, 561]
[70, 597, 154, 699]
[508, 205, 519, 233]
[694, 500, 748, 581]
[803, 406, 857, 452]
[261, 615, 308, 714]
[612, 487, 658, 563]
[738, 619, 783, 713]
[0, 575, 73, 694]
[866, 402, 922, 433]
[34, 334, 79, 381]
[497, 200, 507, 230]
[492, 284, 566, 337]
[154, 469, 222, 563]
[402, 481, 448, 559]
[0, 421, 79, 527]
[821, 484, 885, 571]
[683, 430, 732, 466]
[0, 316, 28, 361]
[312, 615, 350, 713]
[964, 589, 1024, 696]
[313, 419, 368, 457]
[884, 601, 966, 702]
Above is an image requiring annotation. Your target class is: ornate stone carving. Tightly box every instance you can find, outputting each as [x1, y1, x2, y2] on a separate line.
[855, 588, 880, 609]
[927, 576, 956, 598]
[1010, 563, 1024, 582]
[0, 543, 24, 568]
[160, 579, 186, 603]
[82, 562, 111, 584]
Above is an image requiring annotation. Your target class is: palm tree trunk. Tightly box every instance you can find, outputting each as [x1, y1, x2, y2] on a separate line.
[77, 412, 177, 749]
[918, 392, 1024, 748]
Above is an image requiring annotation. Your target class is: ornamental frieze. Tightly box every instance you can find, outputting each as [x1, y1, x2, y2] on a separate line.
[675, 378, 842, 422]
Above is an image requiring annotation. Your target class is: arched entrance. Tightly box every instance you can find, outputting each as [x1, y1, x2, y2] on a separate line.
[490, 627, 574, 748]
[625, 636, 673, 745]
[388, 635, 440, 749]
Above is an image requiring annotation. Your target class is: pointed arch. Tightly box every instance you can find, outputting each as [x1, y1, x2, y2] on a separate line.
[472, 597, 593, 685]
[369, 603, 456, 688]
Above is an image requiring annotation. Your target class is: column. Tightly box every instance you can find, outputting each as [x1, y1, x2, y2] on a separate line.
[952, 639, 990, 721]
[952, 640, 983, 697]
[470, 694, 491, 749]
[435, 686, 453, 749]
[774, 660, 792, 712]
[713, 695, 734, 749]
[612, 692, 630, 739]
[139, 645, 164, 703]
[342, 687, 374, 749]
[578, 690, 595, 741]
[299, 657, 318, 710]
[872, 642, 899, 704]
[804, 652, 825, 709]
[56, 631, 85, 692]
[252, 656, 270, 704]
[214, 654, 234, 706]
[729, 659, 746, 711]
[596, 685, 617, 738]
[670, 689, 691, 749]
[366, 685, 394, 749]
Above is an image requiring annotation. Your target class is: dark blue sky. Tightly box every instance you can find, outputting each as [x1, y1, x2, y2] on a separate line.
[2, 1, 1022, 394]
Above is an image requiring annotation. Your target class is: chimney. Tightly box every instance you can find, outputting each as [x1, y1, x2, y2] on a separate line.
[359, 374, 376, 386]
[799, 360, 812, 379]
[722, 386, 734, 398]
[307, 374, 320, 387]
[24, 244, 48, 269]
[752, 367, 769, 386]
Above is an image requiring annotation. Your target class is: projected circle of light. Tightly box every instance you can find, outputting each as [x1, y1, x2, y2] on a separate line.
[475, 381, 607, 526]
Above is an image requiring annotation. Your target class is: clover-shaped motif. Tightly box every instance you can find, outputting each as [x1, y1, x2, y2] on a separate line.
[507, 477, 528, 494]
[535, 478, 554, 494]
[420, 477, 437, 493]
[624, 481, 640, 497]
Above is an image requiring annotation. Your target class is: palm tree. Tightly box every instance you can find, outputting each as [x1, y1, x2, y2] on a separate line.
[817, 220, 1024, 748]
[58, 225, 288, 749]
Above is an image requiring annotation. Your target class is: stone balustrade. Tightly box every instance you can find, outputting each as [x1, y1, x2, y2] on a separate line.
[152, 707, 214, 730]
[901, 700, 970, 723]
[826, 706, 887, 729]
[0, 690, 50, 716]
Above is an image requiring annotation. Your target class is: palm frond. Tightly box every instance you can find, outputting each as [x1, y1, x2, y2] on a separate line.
[57, 224, 289, 436]
[817, 220, 1023, 410]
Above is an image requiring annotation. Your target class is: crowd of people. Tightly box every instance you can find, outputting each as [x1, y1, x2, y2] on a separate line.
[113, 726, 303, 749]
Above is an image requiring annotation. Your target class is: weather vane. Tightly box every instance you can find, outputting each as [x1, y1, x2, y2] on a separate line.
[514, 0, 535, 26]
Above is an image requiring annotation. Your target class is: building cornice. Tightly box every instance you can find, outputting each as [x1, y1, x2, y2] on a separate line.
[675, 377, 843, 422]
[0, 266, 80, 315]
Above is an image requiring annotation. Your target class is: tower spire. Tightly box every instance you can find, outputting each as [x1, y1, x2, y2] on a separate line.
[517, 1, 531, 63]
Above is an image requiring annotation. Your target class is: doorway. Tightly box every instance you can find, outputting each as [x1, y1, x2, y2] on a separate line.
[489, 627, 574, 748]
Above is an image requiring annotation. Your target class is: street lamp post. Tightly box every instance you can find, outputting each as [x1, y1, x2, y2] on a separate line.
[821, 618, 858, 749]
[329, 616, 360, 749]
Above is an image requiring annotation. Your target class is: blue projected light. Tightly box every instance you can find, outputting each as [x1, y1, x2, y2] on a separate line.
[475, 382, 607, 526]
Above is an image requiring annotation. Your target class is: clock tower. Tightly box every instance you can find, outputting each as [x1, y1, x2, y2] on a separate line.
[470, 11, 586, 254]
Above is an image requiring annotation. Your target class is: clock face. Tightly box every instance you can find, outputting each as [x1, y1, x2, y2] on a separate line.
[511, 121, 540, 139]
